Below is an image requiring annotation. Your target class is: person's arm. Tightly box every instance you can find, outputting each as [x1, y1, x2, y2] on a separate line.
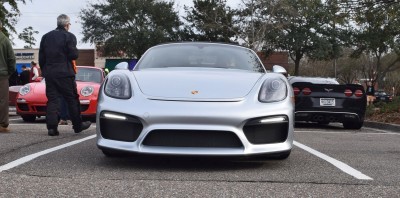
[66, 33, 79, 60]
[6, 38, 16, 75]
[39, 35, 46, 73]
[31, 67, 39, 80]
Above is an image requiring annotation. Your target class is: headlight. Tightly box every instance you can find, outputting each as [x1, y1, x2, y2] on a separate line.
[259, 78, 287, 102]
[104, 74, 131, 99]
[81, 86, 94, 97]
[19, 85, 31, 96]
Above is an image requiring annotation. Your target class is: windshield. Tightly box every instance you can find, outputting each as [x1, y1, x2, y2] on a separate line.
[136, 43, 265, 73]
[75, 68, 103, 83]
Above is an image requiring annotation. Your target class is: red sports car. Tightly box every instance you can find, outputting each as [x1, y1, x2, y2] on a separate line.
[15, 66, 105, 122]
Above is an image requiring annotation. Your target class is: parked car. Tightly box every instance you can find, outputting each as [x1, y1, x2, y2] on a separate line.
[96, 42, 294, 159]
[374, 90, 393, 103]
[15, 66, 105, 122]
[288, 76, 367, 129]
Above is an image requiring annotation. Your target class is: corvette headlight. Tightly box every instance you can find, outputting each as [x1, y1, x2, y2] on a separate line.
[81, 86, 94, 97]
[104, 74, 131, 99]
[259, 78, 287, 102]
[19, 85, 31, 96]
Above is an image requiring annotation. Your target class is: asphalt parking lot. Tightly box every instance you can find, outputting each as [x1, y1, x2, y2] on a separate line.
[1, 109, 399, 197]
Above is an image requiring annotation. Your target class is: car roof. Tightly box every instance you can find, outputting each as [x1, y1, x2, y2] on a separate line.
[288, 76, 339, 84]
[151, 42, 249, 51]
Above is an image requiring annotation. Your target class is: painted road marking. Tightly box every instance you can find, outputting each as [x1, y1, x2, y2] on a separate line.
[362, 127, 400, 134]
[295, 130, 399, 135]
[294, 141, 373, 180]
[9, 118, 22, 121]
[0, 135, 96, 173]
[0, 125, 385, 179]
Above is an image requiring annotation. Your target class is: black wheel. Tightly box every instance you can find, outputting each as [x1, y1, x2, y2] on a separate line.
[21, 115, 36, 122]
[343, 121, 363, 129]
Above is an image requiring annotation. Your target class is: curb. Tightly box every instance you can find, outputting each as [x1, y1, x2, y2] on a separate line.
[364, 121, 400, 133]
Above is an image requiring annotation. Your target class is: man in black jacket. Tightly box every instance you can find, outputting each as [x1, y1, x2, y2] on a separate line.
[19, 65, 30, 85]
[39, 14, 91, 136]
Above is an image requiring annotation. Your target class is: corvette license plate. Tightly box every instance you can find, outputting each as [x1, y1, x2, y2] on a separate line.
[320, 98, 335, 106]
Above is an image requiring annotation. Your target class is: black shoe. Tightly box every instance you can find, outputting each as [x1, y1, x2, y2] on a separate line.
[74, 121, 92, 133]
[48, 129, 60, 136]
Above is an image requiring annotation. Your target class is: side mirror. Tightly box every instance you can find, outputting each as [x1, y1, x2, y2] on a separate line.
[272, 65, 288, 76]
[115, 62, 129, 70]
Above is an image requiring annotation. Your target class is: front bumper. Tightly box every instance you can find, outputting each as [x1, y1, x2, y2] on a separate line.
[96, 96, 294, 156]
[295, 111, 364, 123]
[16, 98, 97, 116]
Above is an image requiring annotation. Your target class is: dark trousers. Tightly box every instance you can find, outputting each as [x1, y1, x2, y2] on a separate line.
[0, 77, 9, 128]
[45, 77, 82, 130]
[59, 96, 69, 120]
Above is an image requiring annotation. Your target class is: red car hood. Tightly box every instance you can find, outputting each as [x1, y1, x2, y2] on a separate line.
[19, 81, 101, 101]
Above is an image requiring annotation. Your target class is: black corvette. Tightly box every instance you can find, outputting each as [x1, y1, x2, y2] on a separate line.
[288, 76, 367, 129]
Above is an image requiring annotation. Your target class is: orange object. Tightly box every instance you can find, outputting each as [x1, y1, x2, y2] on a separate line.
[72, 60, 77, 74]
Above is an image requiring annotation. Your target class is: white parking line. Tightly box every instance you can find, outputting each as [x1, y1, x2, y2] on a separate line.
[294, 141, 373, 180]
[362, 127, 400, 134]
[295, 130, 399, 135]
[9, 118, 22, 121]
[0, 135, 96, 173]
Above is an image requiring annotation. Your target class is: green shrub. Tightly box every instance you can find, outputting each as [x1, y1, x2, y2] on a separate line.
[366, 104, 376, 117]
[379, 96, 400, 113]
[366, 96, 400, 117]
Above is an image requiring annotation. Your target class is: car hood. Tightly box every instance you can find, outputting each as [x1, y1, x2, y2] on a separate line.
[133, 68, 263, 100]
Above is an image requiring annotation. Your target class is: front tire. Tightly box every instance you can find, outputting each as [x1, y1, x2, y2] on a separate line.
[21, 115, 36, 122]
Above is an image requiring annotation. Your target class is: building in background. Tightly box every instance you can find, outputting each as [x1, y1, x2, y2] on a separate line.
[14, 49, 37, 73]
[257, 51, 289, 71]
[95, 43, 137, 72]
[14, 49, 96, 74]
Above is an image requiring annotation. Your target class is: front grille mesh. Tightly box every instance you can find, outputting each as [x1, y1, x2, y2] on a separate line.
[243, 118, 289, 144]
[143, 130, 243, 148]
[17, 104, 29, 111]
[100, 113, 143, 142]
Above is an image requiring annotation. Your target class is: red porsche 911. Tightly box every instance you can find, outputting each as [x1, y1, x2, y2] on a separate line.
[15, 66, 105, 122]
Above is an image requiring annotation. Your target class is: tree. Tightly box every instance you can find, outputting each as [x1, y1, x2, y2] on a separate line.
[18, 26, 38, 48]
[183, 0, 237, 42]
[263, 0, 336, 76]
[80, 0, 182, 58]
[235, 0, 291, 52]
[351, 1, 400, 89]
[0, 0, 27, 38]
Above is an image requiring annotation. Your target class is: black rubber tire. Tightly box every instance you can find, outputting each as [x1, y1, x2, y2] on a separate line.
[343, 121, 364, 129]
[21, 115, 36, 122]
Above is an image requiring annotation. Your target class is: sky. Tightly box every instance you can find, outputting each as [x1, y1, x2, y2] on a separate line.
[12, 0, 243, 49]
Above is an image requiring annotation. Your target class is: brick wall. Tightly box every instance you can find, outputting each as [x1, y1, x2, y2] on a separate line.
[257, 51, 289, 70]
[76, 49, 95, 66]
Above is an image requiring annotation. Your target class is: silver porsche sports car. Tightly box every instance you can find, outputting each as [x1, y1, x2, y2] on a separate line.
[96, 42, 294, 159]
